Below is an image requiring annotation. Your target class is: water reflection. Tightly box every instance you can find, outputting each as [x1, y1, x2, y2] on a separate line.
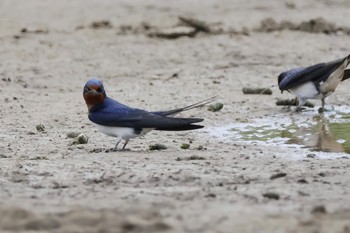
[210, 109, 350, 154]
[228, 114, 350, 154]
[286, 115, 347, 153]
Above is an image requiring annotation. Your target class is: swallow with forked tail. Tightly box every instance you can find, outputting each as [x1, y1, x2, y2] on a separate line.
[278, 54, 350, 112]
[83, 79, 214, 150]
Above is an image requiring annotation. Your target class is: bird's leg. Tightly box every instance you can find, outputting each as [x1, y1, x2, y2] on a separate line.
[319, 98, 326, 113]
[121, 139, 129, 150]
[295, 106, 302, 112]
[106, 139, 129, 152]
[114, 138, 122, 151]
[295, 98, 306, 112]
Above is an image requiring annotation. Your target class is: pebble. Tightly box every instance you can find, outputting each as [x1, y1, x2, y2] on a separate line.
[149, 144, 167, 151]
[180, 143, 190, 149]
[262, 192, 280, 200]
[36, 124, 45, 132]
[207, 103, 224, 112]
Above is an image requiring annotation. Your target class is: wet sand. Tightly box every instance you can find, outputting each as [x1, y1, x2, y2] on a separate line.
[1, 0, 350, 232]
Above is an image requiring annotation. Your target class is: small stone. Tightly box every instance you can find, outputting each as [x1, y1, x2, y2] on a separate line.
[149, 144, 167, 151]
[89, 148, 104, 153]
[311, 205, 327, 214]
[178, 16, 211, 33]
[24, 218, 61, 230]
[36, 124, 45, 132]
[176, 155, 205, 161]
[90, 20, 112, 29]
[180, 143, 190, 149]
[77, 134, 89, 144]
[307, 153, 316, 158]
[297, 179, 308, 184]
[68, 133, 89, 145]
[205, 193, 216, 198]
[29, 156, 48, 160]
[207, 103, 224, 112]
[189, 155, 205, 160]
[298, 191, 310, 196]
[66, 132, 80, 138]
[262, 192, 280, 200]
[0, 154, 9, 158]
[318, 172, 326, 177]
[285, 2, 296, 9]
[270, 172, 287, 180]
[75, 25, 85, 30]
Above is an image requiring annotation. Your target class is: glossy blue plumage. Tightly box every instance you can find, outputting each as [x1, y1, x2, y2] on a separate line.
[88, 96, 203, 130]
[277, 54, 350, 111]
[83, 79, 210, 150]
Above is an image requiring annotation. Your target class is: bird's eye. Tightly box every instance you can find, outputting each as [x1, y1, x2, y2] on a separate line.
[86, 86, 91, 91]
[96, 87, 102, 92]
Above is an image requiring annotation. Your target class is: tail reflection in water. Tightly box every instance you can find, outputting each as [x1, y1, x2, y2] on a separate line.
[286, 115, 350, 153]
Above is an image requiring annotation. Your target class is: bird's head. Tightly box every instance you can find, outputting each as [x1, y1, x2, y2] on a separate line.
[277, 73, 285, 93]
[83, 79, 106, 111]
[277, 73, 284, 86]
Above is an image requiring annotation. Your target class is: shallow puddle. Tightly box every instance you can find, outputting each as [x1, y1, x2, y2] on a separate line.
[209, 106, 350, 154]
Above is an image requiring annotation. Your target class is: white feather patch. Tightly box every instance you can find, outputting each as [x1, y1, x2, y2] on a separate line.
[94, 124, 153, 139]
[290, 82, 320, 100]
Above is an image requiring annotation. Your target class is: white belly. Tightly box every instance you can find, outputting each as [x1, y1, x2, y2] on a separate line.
[290, 82, 321, 99]
[94, 124, 153, 139]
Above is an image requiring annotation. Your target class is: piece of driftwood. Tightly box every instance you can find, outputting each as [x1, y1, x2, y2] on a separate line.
[147, 26, 197, 39]
[242, 87, 272, 95]
[276, 99, 314, 107]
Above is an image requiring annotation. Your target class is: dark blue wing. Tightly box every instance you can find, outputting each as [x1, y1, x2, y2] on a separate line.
[89, 109, 203, 130]
[88, 96, 204, 130]
[89, 108, 143, 126]
[278, 63, 325, 90]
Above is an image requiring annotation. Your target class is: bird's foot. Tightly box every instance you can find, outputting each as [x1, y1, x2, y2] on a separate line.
[105, 148, 130, 153]
[318, 105, 335, 113]
[318, 106, 334, 113]
[295, 106, 305, 112]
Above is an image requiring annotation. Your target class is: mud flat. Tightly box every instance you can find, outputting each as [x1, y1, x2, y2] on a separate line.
[1, 0, 350, 232]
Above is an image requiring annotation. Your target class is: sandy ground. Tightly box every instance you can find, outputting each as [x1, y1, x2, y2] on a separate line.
[1, 0, 350, 232]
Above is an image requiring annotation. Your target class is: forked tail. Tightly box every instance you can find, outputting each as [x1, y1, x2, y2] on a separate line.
[153, 96, 217, 117]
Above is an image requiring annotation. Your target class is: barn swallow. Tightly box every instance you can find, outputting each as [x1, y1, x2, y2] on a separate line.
[278, 54, 350, 112]
[83, 79, 214, 150]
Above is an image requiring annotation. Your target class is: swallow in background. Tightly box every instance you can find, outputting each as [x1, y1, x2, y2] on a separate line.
[83, 79, 214, 151]
[278, 54, 350, 112]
